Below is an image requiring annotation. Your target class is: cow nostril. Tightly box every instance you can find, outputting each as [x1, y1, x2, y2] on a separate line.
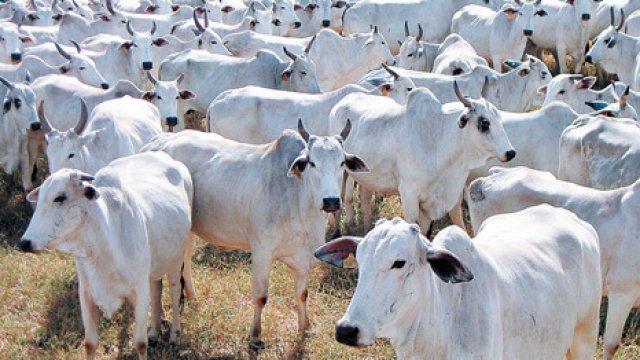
[505, 150, 516, 162]
[101, 83, 109, 90]
[322, 197, 341, 213]
[294, 21, 302, 28]
[142, 62, 153, 70]
[523, 29, 532, 36]
[585, 55, 592, 63]
[166, 117, 178, 127]
[18, 239, 32, 252]
[322, 19, 330, 27]
[10, 53, 21, 61]
[335, 324, 360, 346]
[581, 13, 590, 21]
[30, 122, 41, 131]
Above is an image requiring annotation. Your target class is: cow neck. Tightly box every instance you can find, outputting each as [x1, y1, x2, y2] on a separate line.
[616, 34, 640, 83]
[490, 70, 529, 112]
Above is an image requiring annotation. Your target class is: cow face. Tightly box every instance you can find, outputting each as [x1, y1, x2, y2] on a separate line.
[19, 169, 99, 254]
[281, 47, 321, 93]
[142, 73, 195, 132]
[504, 55, 550, 108]
[396, 23, 424, 71]
[360, 27, 395, 68]
[0, 23, 32, 64]
[378, 66, 415, 105]
[585, 27, 622, 73]
[1, 80, 39, 135]
[538, 74, 611, 113]
[567, 0, 599, 22]
[271, 0, 301, 29]
[288, 120, 369, 213]
[54, 42, 110, 89]
[121, 21, 166, 72]
[505, 1, 545, 37]
[247, 1, 273, 34]
[197, 29, 232, 55]
[315, 218, 473, 347]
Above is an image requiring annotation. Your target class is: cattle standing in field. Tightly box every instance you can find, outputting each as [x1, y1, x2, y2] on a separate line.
[316, 208, 601, 360]
[141, 120, 369, 349]
[38, 96, 162, 174]
[330, 81, 515, 234]
[19, 151, 194, 360]
[467, 166, 640, 360]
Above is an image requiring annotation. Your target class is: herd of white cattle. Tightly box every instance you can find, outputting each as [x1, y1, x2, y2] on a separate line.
[2, 0, 640, 358]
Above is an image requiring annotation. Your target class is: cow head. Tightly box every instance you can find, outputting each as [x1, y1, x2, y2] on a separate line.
[0, 75, 39, 135]
[537, 74, 614, 113]
[142, 72, 195, 132]
[246, 1, 273, 34]
[287, 119, 369, 213]
[566, 0, 601, 22]
[502, 54, 550, 108]
[585, 85, 638, 120]
[20, 168, 99, 255]
[378, 63, 415, 105]
[504, 0, 546, 37]
[55, 41, 110, 89]
[315, 218, 473, 347]
[0, 22, 32, 64]
[271, 0, 301, 29]
[97, 0, 127, 23]
[38, 99, 98, 173]
[280, 38, 321, 93]
[585, 8, 625, 74]
[121, 21, 169, 72]
[454, 80, 516, 164]
[192, 9, 232, 55]
[358, 26, 394, 69]
[396, 22, 425, 71]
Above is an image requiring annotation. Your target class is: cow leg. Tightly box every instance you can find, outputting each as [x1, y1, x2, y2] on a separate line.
[344, 175, 356, 225]
[602, 293, 637, 360]
[19, 142, 33, 192]
[360, 187, 374, 231]
[182, 233, 197, 300]
[556, 45, 568, 74]
[418, 203, 432, 238]
[147, 279, 163, 346]
[168, 270, 183, 345]
[399, 186, 420, 228]
[78, 278, 100, 360]
[565, 297, 599, 360]
[249, 250, 272, 350]
[571, 49, 584, 74]
[282, 255, 312, 338]
[132, 284, 150, 360]
[448, 193, 466, 231]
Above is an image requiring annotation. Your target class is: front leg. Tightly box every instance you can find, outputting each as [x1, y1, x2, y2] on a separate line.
[78, 277, 101, 360]
[132, 283, 150, 360]
[282, 254, 312, 338]
[19, 142, 33, 192]
[249, 249, 272, 350]
[556, 45, 568, 74]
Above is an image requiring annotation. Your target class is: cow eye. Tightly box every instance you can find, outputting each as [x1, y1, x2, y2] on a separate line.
[479, 117, 490, 132]
[300, 71, 307, 76]
[211, 40, 217, 44]
[54, 194, 67, 203]
[14, 99, 21, 108]
[391, 260, 406, 269]
[68, 153, 75, 159]
[558, 90, 565, 95]
[0, 36, 5, 41]
[407, 53, 413, 57]
[381, 41, 386, 45]
[157, 95, 162, 100]
[79, 66, 86, 70]
[309, 161, 316, 168]
[407, 87, 413, 92]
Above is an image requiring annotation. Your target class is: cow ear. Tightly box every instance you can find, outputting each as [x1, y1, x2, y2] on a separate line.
[333, 0, 347, 8]
[141, 91, 155, 101]
[19, 36, 33, 43]
[145, 5, 157, 13]
[294, 3, 302, 10]
[79, 128, 104, 145]
[287, 154, 309, 179]
[502, 7, 517, 21]
[59, 65, 70, 74]
[344, 153, 370, 173]
[576, 77, 597, 89]
[152, 37, 169, 47]
[518, 68, 530, 77]
[458, 113, 469, 128]
[426, 248, 474, 284]
[221, 5, 234, 13]
[120, 42, 133, 52]
[314, 236, 362, 268]
[3, 99, 11, 114]
[26, 186, 40, 203]
[281, 70, 291, 82]
[180, 90, 196, 100]
[82, 183, 100, 200]
[537, 84, 547, 95]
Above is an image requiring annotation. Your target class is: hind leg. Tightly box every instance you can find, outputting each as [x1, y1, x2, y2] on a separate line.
[182, 234, 196, 301]
[566, 302, 600, 360]
[602, 293, 637, 360]
[168, 270, 183, 345]
[147, 279, 163, 345]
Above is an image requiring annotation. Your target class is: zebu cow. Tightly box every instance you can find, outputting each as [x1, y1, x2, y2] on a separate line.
[539, 74, 619, 114]
[141, 121, 369, 348]
[316, 208, 601, 360]
[19, 151, 194, 359]
[142, 72, 196, 132]
[467, 166, 640, 360]
[0, 22, 33, 64]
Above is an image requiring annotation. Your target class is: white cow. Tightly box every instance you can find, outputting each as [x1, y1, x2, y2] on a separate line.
[539, 74, 617, 113]
[142, 72, 196, 132]
[361, 56, 551, 112]
[0, 54, 102, 89]
[19, 151, 194, 359]
[467, 166, 640, 360]
[0, 75, 40, 191]
[307, 28, 394, 92]
[558, 115, 640, 190]
[38, 96, 162, 173]
[159, 48, 320, 113]
[222, 30, 310, 61]
[451, 1, 545, 72]
[269, 0, 301, 36]
[285, 0, 347, 37]
[315, 208, 601, 360]
[329, 82, 515, 233]
[141, 121, 369, 348]
[0, 22, 34, 64]
[589, 0, 640, 38]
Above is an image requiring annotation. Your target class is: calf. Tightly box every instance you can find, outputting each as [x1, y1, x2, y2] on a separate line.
[467, 166, 640, 360]
[19, 151, 194, 359]
[316, 208, 600, 359]
[141, 121, 369, 348]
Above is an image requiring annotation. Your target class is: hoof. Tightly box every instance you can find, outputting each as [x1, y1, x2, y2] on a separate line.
[148, 336, 158, 347]
[249, 340, 265, 352]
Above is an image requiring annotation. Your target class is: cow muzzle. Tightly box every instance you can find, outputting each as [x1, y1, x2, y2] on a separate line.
[101, 83, 109, 90]
[322, 19, 330, 27]
[322, 197, 341, 213]
[30, 122, 41, 131]
[18, 239, 36, 253]
[335, 324, 360, 347]
[10, 52, 21, 63]
[523, 29, 532, 37]
[585, 55, 593, 64]
[142, 61, 153, 70]
[294, 21, 302, 28]
[581, 13, 590, 21]
[502, 150, 517, 162]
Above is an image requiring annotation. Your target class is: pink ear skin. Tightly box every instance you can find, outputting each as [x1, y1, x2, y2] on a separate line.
[314, 237, 361, 268]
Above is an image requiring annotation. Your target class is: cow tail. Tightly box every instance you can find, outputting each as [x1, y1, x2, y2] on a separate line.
[179, 262, 186, 313]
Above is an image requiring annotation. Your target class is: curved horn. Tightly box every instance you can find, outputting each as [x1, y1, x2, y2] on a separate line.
[193, 9, 205, 32]
[29, 0, 38, 10]
[203, 6, 209, 27]
[71, 40, 81, 53]
[534, 0, 541, 5]
[72, 0, 79, 8]
[481, 76, 489, 99]
[610, 6, 615, 27]
[126, 20, 135, 36]
[617, 9, 625, 32]
[73, 98, 89, 135]
[340, 118, 351, 141]
[381, 63, 399, 80]
[146, 71, 158, 85]
[176, 73, 184, 84]
[404, 20, 409, 37]
[37, 101, 53, 133]
[283, 46, 297, 61]
[297, 118, 310, 142]
[453, 80, 472, 108]
[54, 42, 71, 60]
[304, 35, 316, 54]
[0, 75, 14, 91]
[150, 21, 157, 35]
[416, 23, 423, 42]
[106, 0, 115, 15]
[373, 25, 378, 34]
